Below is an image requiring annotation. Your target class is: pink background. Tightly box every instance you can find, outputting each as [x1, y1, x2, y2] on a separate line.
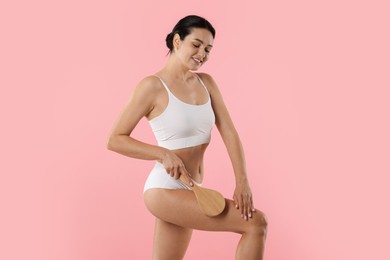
[1, 0, 389, 259]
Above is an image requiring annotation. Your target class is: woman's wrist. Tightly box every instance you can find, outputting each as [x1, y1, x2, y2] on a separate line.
[156, 147, 170, 161]
[235, 175, 249, 184]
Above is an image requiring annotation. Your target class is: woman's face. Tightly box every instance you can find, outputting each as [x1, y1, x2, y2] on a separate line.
[173, 28, 214, 70]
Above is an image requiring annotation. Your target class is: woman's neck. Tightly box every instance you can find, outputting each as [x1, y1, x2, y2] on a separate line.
[160, 54, 194, 82]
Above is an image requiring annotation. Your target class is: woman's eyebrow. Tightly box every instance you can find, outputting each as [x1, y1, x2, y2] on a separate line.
[194, 38, 213, 47]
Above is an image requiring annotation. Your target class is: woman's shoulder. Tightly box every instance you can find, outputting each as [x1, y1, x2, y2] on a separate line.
[195, 72, 219, 92]
[137, 75, 163, 88]
[195, 72, 213, 82]
[133, 75, 165, 94]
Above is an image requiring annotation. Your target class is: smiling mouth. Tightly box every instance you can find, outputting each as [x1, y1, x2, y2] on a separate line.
[192, 57, 203, 64]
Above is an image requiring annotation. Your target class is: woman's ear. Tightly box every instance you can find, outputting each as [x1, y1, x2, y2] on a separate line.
[173, 33, 181, 51]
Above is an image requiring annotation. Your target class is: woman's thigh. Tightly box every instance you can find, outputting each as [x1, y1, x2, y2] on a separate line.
[152, 218, 193, 260]
[144, 188, 267, 234]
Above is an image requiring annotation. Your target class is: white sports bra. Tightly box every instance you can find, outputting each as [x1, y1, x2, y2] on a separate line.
[148, 74, 215, 150]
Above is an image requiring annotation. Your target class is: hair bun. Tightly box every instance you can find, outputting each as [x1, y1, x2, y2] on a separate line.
[165, 32, 173, 50]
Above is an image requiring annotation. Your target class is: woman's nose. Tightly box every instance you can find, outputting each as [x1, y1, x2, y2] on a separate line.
[198, 48, 206, 58]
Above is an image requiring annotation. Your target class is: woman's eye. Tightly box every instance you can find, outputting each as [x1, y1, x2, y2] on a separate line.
[193, 44, 211, 53]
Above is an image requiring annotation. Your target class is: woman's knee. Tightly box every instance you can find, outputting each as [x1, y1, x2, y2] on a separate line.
[246, 211, 268, 236]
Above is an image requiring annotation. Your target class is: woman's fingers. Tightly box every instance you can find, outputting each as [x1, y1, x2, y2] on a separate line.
[247, 195, 253, 218]
[243, 194, 248, 220]
[239, 195, 244, 219]
[234, 193, 255, 221]
[241, 193, 255, 221]
[165, 163, 181, 179]
[163, 155, 194, 186]
[233, 194, 239, 209]
[247, 195, 256, 219]
[248, 200, 253, 218]
[162, 150, 185, 179]
[250, 196, 255, 213]
[234, 184, 255, 221]
[171, 166, 177, 178]
[180, 165, 193, 186]
[234, 193, 247, 220]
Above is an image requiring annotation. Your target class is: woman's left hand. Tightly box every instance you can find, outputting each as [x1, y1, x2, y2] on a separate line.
[233, 180, 256, 221]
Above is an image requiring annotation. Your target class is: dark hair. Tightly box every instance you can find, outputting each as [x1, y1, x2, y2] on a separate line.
[165, 15, 216, 55]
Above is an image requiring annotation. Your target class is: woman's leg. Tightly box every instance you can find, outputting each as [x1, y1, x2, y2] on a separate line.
[152, 218, 193, 260]
[144, 189, 268, 260]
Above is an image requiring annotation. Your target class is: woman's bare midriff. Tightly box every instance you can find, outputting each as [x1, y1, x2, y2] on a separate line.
[171, 143, 209, 183]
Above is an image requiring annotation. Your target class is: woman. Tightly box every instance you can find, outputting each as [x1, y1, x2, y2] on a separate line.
[107, 15, 268, 259]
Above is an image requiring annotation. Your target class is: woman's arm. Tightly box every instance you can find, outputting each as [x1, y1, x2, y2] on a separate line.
[106, 76, 166, 160]
[198, 72, 255, 220]
[106, 76, 193, 184]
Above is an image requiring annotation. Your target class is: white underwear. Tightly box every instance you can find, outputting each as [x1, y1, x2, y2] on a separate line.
[143, 162, 202, 193]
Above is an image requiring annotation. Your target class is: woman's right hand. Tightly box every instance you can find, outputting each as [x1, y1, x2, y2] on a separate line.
[158, 149, 193, 186]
